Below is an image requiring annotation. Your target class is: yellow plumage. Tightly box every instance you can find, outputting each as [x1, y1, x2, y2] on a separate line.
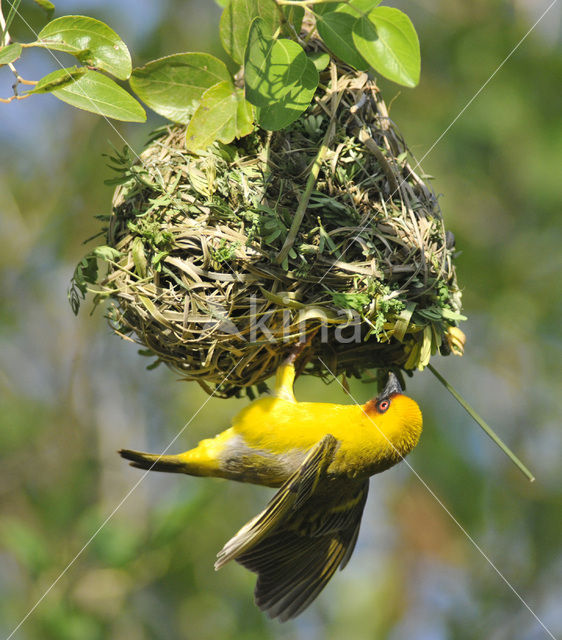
[120, 363, 422, 621]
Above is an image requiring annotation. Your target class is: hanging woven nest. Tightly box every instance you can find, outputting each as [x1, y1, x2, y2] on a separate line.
[72, 51, 464, 398]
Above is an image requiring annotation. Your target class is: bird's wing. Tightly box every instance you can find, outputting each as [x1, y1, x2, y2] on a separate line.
[215, 434, 338, 570]
[237, 481, 369, 621]
[215, 433, 370, 621]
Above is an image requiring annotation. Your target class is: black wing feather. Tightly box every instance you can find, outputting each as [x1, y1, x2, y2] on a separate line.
[238, 485, 368, 621]
[215, 435, 369, 621]
[215, 435, 338, 569]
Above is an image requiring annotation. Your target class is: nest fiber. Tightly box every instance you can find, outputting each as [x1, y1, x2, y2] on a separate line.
[76, 62, 463, 397]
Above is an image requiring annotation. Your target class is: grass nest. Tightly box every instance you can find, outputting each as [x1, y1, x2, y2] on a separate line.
[71, 57, 464, 398]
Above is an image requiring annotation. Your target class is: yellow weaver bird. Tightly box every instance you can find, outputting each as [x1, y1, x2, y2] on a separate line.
[120, 361, 422, 621]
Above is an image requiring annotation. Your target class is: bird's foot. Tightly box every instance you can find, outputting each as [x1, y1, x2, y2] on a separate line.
[283, 328, 318, 366]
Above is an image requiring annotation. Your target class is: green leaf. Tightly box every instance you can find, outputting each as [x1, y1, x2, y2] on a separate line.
[93, 246, 121, 261]
[316, 0, 382, 17]
[282, 4, 304, 36]
[308, 51, 330, 72]
[220, 0, 280, 64]
[34, 69, 146, 122]
[69, 251, 98, 313]
[74, 255, 98, 290]
[244, 18, 308, 107]
[131, 238, 147, 278]
[30, 66, 87, 93]
[342, 0, 382, 16]
[441, 308, 468, 322]
[129, 53, 232, 124]
[185, 81, 254, 153]
[314, 6, 368, 70]
[352, 7, 420, 87]
[257, 56, 318, 130]
[0, 43, 23, 65]
[33, 0, 55, 19]
[36, 15, 132, 80]
[331, 292, 370, 312]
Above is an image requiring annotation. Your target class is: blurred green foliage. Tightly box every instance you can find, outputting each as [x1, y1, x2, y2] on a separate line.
[0, 1, 560, 639]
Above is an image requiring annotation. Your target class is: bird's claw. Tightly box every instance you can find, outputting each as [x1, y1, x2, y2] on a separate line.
[284, 329, 318, 365]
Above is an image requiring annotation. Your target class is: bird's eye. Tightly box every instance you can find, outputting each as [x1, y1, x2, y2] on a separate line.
[378, 400, 390, 412]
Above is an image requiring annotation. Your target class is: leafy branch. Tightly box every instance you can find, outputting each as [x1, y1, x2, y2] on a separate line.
[0, 0, 421, 148]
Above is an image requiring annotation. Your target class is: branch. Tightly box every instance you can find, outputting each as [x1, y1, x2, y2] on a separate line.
[0, 91, 31, 102]
[1, 4, 37, 97]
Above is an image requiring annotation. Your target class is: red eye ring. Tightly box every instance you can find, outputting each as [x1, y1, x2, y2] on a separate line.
[378, 400, 390, 412]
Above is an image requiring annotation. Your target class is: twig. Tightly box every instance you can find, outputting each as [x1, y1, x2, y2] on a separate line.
[0, 2, 36, 95]
[0, 92, 31, 102]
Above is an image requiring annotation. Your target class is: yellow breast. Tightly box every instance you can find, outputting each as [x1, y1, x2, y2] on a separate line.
[232, 393, 422, 479]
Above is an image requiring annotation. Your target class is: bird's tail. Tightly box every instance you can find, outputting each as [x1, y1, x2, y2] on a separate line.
[119, 448, 187, 473]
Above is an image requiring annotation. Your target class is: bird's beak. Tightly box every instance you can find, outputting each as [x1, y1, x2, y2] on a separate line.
[380, 372, 402, 399]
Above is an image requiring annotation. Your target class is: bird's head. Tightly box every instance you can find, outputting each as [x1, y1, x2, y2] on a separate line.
[364, 372, 423, 457]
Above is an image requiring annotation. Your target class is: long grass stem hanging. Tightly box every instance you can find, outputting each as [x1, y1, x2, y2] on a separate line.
[428, 364, 535, 482]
